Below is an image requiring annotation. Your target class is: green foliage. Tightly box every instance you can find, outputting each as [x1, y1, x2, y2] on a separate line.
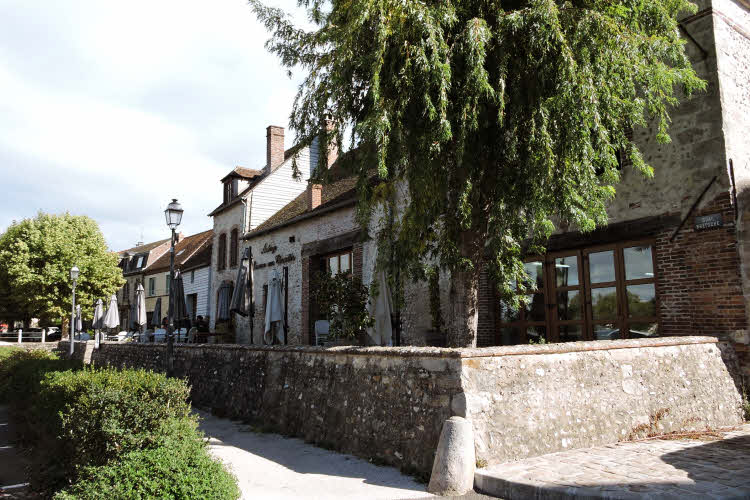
[54, 419, 240, 500]
[313, 271, 374, 339]
[0, 351, 238, 498]
[0, 348, 81, 404]
[0, 212, 125, 324]
[34, 367, 192, 474]
[251, 0, 705, 318]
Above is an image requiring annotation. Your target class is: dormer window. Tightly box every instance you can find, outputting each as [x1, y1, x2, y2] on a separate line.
[223, 178, 239, 204]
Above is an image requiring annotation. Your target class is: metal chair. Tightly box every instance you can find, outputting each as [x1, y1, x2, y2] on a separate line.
[314, 320, 330, 346]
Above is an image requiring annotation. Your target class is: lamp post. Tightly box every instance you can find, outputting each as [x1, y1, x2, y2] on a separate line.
[69, 266, 79, 357]
[164, 199, 183, 375]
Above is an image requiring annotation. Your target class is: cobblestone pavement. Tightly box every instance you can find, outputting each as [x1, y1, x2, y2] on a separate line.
[475, 424, 750, 499]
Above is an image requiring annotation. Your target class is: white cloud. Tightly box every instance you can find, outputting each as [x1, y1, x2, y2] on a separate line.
[0, 0, 309, 250]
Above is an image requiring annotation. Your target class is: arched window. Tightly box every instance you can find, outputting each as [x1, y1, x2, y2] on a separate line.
[230, 229, 239, 267]
[218, 233, 227, 270]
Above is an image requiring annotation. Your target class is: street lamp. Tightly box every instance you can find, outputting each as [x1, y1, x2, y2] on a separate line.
[69, 265, 79, 357]
[164, 199, 182, 375]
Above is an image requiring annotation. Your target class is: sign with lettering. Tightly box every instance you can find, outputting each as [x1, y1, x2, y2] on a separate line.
[694, 213, 723, 231]
[254, 253, 296, 269]
[261, 243, 278, 254]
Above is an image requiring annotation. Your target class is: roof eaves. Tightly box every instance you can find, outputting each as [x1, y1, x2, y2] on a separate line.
[243, 198, 357, 240]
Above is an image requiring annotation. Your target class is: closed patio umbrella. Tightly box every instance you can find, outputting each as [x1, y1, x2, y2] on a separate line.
[75, 304, 83, 339]
[135, 283, 147, 333]
[151, 297, 162, 328]
[230, 247, 255, 341]
[264, 270, 285, 345]
[92, 299, 104, 347]
[168, 271, 189, 341]
[367, 270, 393, 346]
[102, 295, 120, 335]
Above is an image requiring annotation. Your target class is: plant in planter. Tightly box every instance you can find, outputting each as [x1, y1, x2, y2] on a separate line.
[312, 271, 374, 344]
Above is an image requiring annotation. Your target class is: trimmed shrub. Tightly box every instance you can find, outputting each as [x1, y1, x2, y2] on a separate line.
[36, 368, 192, 467]
[0, 348, 81, 404]
[55, 419, 240, 500]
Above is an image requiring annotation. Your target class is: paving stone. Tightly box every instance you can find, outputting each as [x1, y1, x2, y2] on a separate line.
[475, 424, 750, 499]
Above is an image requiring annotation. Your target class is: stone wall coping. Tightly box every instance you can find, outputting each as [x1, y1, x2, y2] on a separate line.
[92, 335, 718, 359]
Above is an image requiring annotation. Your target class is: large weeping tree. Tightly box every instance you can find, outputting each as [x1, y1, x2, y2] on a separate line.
[252, 0, 704, 346]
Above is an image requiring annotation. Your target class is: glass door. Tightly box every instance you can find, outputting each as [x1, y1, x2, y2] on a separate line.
[497, 260, 548, 344]
[584, 247, 622, 340]
[548, 251, 586, 342]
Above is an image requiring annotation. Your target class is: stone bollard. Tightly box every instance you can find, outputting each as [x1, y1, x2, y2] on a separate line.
[17, 328, 22, 344]
[427, 416, 476, 496]
[42, 328, 46, 343]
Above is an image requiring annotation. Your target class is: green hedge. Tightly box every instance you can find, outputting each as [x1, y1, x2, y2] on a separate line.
[0, 347, 239, 499]
[55, 419, 240, 500]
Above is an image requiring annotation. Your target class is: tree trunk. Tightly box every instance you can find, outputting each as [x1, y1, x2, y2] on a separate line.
[62, 317, 70, 340]
[447, 269, 479, 348]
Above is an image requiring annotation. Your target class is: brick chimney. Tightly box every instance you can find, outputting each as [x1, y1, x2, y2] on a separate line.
[324, 119, 338, 168]
[307, 183, 322, 210]
[266, 125, 285, 173]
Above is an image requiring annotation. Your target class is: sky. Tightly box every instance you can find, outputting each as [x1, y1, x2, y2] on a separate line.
[0, 0, 309, 251]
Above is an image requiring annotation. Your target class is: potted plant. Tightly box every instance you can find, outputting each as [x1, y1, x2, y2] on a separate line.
[313, 271, 374, 346]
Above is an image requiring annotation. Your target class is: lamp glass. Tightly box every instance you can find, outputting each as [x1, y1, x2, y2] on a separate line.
[70, 266, 80, 281]
[164, 199, 184, 229]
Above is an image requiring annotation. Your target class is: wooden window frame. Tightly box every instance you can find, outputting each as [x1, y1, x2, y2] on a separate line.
[325, 249, 353, 276]
[218, 233, 227, 271]
[230, 229, 239, 268]
[497, 239, 659, 345]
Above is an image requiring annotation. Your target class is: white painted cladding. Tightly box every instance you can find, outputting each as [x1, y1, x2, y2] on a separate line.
[248, 141, 319, 230]
[183, 266, 212, 319]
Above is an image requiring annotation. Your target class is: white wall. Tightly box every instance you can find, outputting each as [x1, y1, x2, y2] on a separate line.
[248, 140, 319, 230]
[183, 266, 211, 320]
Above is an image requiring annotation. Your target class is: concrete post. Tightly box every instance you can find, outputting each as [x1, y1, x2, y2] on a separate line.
[17, 329, 22, 344]
[41, 328, 46, 343]
[428, 416, 476, 496]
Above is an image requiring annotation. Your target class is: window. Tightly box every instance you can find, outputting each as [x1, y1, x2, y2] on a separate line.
[218, 234, 227, 270]
[166, 275, 171, 295]
[136, 255, 144, 268]
[230, 229, 239, 267]
[190, 270, 195, 284]
[148, 277, 155, 296]
[223, 182, 231, 204]
[325, 250, 353, 276]
[232, 179, 239, 197]
[497, 241, 658, 345]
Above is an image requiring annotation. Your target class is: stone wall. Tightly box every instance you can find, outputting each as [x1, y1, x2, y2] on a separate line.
[461, 337, 745, 466]
[85, 336, 743, 474]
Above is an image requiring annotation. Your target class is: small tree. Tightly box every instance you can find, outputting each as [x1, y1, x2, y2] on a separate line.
[252, 0, 704, 346]
[0, 213, 124, 333]
[313, 271, 374, 341]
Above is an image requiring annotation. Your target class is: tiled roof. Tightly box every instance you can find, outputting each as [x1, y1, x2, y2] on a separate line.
[144, 230, 213, 274]
[118, 238, 170, 256]
[220, 166, 263, 183]
[247, 176, 358, 237]
[181, 236, 213, 271]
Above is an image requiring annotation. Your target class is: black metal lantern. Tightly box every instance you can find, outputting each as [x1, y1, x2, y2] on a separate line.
[164, 199, 183, 230]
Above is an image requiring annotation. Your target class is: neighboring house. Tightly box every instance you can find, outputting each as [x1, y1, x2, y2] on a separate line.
[240, 2, 750, 369]
[142, 230, 213, 327]
[208, 124, 334, 332]
[116, 238, 172, 331]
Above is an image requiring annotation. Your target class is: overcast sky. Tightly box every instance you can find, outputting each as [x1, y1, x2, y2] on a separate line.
[0, 0, 308, 251]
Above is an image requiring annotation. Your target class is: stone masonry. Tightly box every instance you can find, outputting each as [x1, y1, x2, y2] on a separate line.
[81, 336, 743, 476]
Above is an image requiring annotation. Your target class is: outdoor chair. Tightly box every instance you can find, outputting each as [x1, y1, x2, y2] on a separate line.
[187, 327, 197, 343]
[314, 320, 330, 346]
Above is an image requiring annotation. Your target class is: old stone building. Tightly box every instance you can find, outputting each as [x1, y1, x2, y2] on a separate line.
[116, 237, 173, 331]
[208, 124, 330, 333]
[235, 0, 750, 378]
[143, 230, 212, 326]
